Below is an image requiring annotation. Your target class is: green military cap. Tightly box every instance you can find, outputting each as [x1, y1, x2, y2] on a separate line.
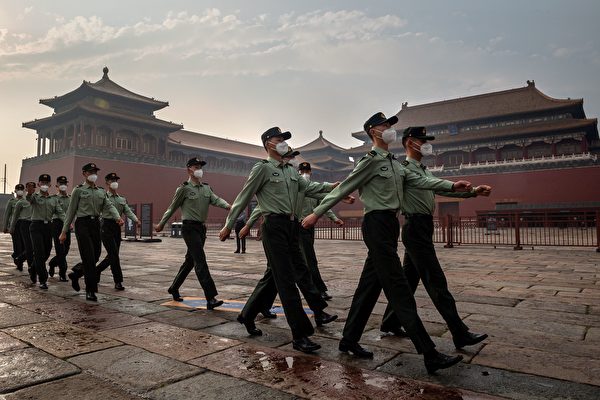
[282, 147, 300, 158]
[82, 163, 100, 172]
[363, 112, 398, 135]
[105, 172, 120, 181]
[298, 162, 311, 171]
[402, 126, 435, 141]
[261, 126, 291, 144]
[186, 157, 206, 167]
[56, 176, 68, 184]
[38, 174, 51, 182]
[15, 183, 24, 190]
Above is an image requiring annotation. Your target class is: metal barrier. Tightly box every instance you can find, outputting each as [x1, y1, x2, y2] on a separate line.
[199, 211, 600, 251]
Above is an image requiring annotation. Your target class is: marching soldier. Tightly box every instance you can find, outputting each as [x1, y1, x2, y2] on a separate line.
[302, 112, 471, 373]
[48, 176, 71, 281]
[3, 184, 24, 270]
[297, 161, 343, 300]
[219, 128, 336, 353]
[379, 126, 490, 349]
[59, 163, 122, 301]
[96, 172, 139, 290]
[155, 157, 229, 309]
[10, 182, 35, 281]
[25, 174, 66, 289]
[233, 211, 247, 254]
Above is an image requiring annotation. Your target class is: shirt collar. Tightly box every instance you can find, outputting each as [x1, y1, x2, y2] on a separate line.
[187, 178, 202, 187]
[406, 156, 421, 166]
[371, 146, 390, 158]
[267, 156, 285, 168]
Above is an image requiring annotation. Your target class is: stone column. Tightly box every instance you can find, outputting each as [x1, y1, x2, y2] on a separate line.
[581, 136, 588, 153]
[37, 134, 41, 156]
[41, 133, 46, 155]
[73, 123, 78, 148]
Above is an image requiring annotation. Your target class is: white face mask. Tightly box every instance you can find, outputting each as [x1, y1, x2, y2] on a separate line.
[16, 190, 24, 197]
[58, 185, 68, 192]
[40, 185, 49, 192]
[419, 142, 433, 156]
[87, 174, 98, 183]
[274, 141, 289, 156]
[301, 173, 311, 181]
[193, 169, 204, 179]
[289, 159, 300, 168]
[109, 182, 119, 190]
[375, 128, 397, 144]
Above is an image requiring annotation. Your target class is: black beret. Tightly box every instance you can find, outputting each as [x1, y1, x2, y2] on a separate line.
[82, 163, 100, 172]
[261, 127, 291, 144]
[363, 112, 398, 135]
[298, 162, 311, 171]
[186, 157, 206, 168]
[105, 172, 120, 181]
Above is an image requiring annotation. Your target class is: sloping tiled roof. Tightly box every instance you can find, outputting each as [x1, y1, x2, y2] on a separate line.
[40, 67, 168, 110]
[168, 130, 265, 159]
[23, 103, 183, 131]
[297, 131, 346, 152]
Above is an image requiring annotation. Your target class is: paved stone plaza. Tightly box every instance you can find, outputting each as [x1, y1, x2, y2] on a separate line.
[0, 233, 598, 399]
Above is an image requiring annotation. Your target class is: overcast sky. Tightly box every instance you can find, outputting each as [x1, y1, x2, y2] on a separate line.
[1, 0, 599, 189]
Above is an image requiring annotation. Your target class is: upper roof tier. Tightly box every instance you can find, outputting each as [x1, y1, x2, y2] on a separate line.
[296, 130, 346, 153]
[39, 67, 169, 111]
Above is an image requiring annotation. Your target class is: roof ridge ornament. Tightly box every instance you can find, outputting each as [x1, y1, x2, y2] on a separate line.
[526, 79, 535, 87]
[103, 66, 109, 78]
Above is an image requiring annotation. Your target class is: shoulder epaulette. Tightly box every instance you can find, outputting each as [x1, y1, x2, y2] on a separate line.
[202, 182, 210, 186]
[261, 159, 269, 163]
[76, 184, 83, 188]
[182, 181, 189, 186]
[368, 150, 377, 157]
[401, 160, 409, 166]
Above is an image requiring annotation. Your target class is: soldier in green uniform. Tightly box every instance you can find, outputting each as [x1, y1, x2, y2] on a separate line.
[155, 158, 230, 309]
[25, 174, 66, 289]
[303, 112, 470, 373]
[96, 172, 139, 291]
[234, 149, 339, 337]
[3, 184, 24, 270]
[297, 161, 343, 300]
[48, 176, 71, 281]
[219, 128, 337, 353]
[379, 126, 490, 349]
[59, 163, 122, 301]
[10, 182, 35, 281]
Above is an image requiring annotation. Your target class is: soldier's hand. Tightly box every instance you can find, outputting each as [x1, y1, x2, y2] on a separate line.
[452, 180, 472, 192]
[334, 219, 344, 226]
[341, 195, 355, 204]
[239, 225, 250, 239]
[331, 181, 341, 188]
[59, 232, 66, 243]
[302, 213, 320, 229]
[475, 185, 492, 196]
[219, 227, 231, 241]
[116, 218, 124, 226]
[154, 224, 163, 232]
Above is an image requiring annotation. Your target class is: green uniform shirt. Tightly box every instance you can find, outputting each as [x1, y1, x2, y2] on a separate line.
[3, 197, 17, 230]
[62, 183, 120, 233]
[103, 192, 139, 223]
[299, 191, 339, 222]
[225, 157, 333, 230]
[401, 157, 476, 215]
[313, 146, 455, 216]
[52, 194, 71, 220]
[246, 197, 338, 228]
[26, 192, 66, 222]
[9, 198, 32, 232]
[158, 180, 230, 226]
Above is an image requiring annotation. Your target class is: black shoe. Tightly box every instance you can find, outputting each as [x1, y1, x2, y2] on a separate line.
[167, 288, 183, 301]
[39, 283, 48, 290]
[237, 314, 262, 336]
[424, 351, 463, 374]
[292, 337, 321, 353]
[453, 332, 488, 349]
[114, 282, 125, 291]
[261, 309, 277, 319]
[314, 311, 338, 327]
[321, 291, 332, 301]
[59, 274, 68, 282]
[338, 338, 373, 358]
[206, 298, 224, 310]
[15, 260, 23, 271]
[380, 325, 409, 337]
[48, 264, 55, 277]
[86, 291, 98, 302]
[241, 250, 246, 254]
[234, 250, 240, 253]
[68, 272, 80, 292]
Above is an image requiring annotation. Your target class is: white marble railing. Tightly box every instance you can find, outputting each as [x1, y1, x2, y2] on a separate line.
[431, 153, 596, 170]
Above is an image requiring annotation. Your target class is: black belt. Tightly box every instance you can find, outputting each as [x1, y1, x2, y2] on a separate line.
[182, 220, 205, 225]
[51, 218, 64, 223]
[31, 220, 51, 224]
[366, 210, 398, 216]
[266, 213, 296, 221]
[403, 213, 432, 218]
[77, 216, 101, 220]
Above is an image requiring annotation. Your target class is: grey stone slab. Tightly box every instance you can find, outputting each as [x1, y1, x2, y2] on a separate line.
[204, 321, 293, 348]
[0, 331, 27, 353]
[147, 370, 296, 400]
[0, 302, 51, 328]
[99, 298, 171, 316]
[0, 348, 80, 394]
[2, 321, 122, 358]
[68, 345, 204, 392]
[101, 322, 239, 361]
[378, 353, 600, 400]
[3, 371, 144, 400]
[144, 309, 229, 330]
[0, 285, 62, 304]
